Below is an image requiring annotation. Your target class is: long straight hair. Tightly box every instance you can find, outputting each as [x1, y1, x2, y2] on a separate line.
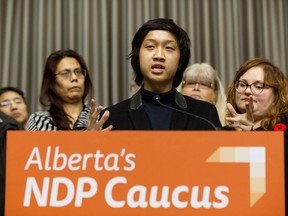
[40, 49, 93, 129]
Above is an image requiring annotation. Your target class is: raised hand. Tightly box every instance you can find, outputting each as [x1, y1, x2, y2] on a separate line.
[225, 97, 254, 131]
[87, 99, 113, 131]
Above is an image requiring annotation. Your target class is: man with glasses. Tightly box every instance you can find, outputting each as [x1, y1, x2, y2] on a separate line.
[0, 86, 29, 128]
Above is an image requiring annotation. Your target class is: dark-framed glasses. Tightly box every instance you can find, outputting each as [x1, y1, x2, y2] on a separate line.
[234, 80, 273, 95]
[183, 80, 214, 90]
[55, 68, 87, 79]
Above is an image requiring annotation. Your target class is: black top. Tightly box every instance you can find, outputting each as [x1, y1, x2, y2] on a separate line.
[141, 88, 173, 130]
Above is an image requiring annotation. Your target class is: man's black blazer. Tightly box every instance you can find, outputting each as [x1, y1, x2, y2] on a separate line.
[102, 90, 222, 130]
[0, 111, 23, 216]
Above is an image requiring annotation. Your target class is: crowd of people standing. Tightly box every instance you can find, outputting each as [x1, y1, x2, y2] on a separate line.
[1, 18, 288, 215]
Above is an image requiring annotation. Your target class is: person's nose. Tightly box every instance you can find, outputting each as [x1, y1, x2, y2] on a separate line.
[153, 48, 165, 61]
[192, 83, 200, 90]
[70, 71, 78, 81]
[244, 85, 253, 94]
[10, 101, 18, 110]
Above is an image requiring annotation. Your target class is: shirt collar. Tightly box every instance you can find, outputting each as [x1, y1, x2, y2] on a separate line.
[130, 88, 187, 110]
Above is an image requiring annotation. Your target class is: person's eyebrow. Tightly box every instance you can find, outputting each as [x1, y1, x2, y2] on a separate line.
[0, 99, 9, 102]
[144, 38, 177, 43]
[0, 96, 23, 101]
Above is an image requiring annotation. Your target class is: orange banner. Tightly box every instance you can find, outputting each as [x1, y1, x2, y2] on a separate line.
[5, 131, 285, 216]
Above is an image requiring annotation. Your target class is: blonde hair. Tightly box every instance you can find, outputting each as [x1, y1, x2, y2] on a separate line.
[178, 63, 227, 125]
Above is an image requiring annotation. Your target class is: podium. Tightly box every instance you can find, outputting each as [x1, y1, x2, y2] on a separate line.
[5, 131, 285, 216]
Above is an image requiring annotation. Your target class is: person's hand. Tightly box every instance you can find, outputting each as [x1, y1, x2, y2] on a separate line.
[87, 99, 113, 131]
[225, 97, 254, 131]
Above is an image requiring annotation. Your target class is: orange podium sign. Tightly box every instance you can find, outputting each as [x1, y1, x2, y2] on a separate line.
[5, 131, 285, 216]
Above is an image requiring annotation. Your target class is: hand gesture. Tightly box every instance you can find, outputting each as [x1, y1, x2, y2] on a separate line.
[87, 99, 113, 131]
[225, 96, 254, 131]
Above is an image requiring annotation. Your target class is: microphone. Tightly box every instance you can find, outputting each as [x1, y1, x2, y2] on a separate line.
[153, 95, 219, 130]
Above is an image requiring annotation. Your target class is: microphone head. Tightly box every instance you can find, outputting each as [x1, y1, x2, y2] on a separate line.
[153, 95, 161, 101]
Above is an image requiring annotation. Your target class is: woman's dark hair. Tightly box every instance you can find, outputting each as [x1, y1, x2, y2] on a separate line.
[129, 18, 191, 87]
[40, 49, 93, 129]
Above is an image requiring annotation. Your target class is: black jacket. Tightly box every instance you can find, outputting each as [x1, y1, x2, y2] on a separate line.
[0, 111, 23, 216]
[102, 90, 222, 130]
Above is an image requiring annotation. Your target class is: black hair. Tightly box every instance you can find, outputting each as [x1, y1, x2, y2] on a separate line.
[128, 18, 191, 87]
[0, 86, 26, 103]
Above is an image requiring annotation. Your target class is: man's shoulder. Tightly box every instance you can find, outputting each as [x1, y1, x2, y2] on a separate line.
[105, 98, 132, 112]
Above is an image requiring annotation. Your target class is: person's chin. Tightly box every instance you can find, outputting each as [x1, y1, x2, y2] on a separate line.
[68, 93, 83, 101]
[14, 116, 21, 122]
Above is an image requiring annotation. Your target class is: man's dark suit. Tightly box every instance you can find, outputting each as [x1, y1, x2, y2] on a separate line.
[0, 111, 23, 216]
[102, 90, 222, 130]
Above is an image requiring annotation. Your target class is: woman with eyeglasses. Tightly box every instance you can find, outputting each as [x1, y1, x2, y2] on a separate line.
[225, 57, 288, 132]
[178, 63, 227, 125]
[26, 49, 112, 131]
